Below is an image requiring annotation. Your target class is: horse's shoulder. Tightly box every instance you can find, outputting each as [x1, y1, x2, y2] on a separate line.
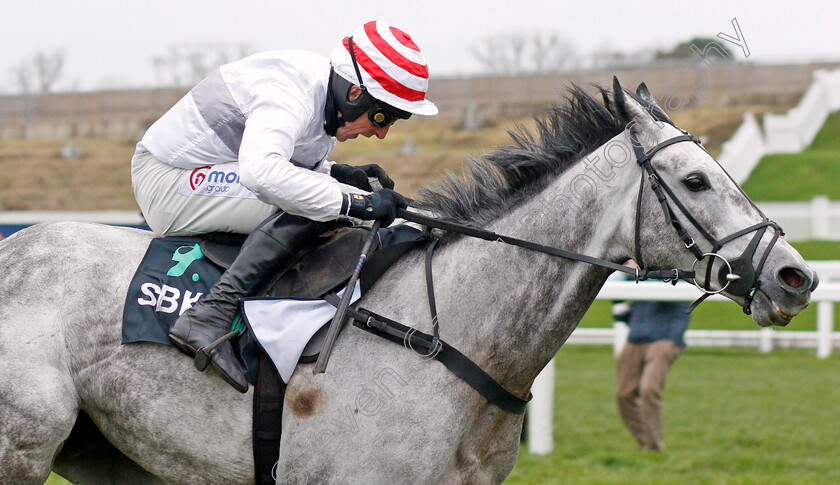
[2, 222, 153, 267]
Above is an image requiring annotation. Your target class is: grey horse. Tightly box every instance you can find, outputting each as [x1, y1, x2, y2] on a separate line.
[0, 79, 816, 484]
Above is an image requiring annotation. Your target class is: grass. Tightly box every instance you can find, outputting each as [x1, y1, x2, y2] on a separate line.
[0, 138, 140, 211]
[506, 345, 840, 484]
[741, 111, 840, 201]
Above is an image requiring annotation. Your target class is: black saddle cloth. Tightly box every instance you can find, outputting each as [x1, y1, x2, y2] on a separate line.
[122, 223, 426, 383]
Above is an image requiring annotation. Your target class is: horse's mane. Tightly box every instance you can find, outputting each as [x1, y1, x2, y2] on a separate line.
[414, 84, 674, 226]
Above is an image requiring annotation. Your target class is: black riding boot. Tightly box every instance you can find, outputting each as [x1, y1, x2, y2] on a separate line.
[169, 212, 328, 393]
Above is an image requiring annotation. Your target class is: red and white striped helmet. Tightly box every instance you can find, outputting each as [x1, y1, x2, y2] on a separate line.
[331, 20, 438, 116]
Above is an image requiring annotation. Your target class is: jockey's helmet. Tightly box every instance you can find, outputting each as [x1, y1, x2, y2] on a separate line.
[329, 20, 437, 128]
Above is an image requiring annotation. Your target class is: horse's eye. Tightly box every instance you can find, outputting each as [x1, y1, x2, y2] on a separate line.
[684, 173, 709, 192]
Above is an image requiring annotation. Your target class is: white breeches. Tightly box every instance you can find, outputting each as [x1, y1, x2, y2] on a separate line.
[131, 151, 277, 236]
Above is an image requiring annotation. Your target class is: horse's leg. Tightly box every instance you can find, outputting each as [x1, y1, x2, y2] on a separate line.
[0, 360, 78, 485]
[53, 412, 165, 485]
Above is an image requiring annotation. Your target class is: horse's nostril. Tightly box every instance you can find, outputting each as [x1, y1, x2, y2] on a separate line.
[779, 267, 808, 289]
[810, 272, 820, 291]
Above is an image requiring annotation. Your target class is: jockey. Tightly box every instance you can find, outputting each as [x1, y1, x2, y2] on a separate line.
[131, 20, 437, 392]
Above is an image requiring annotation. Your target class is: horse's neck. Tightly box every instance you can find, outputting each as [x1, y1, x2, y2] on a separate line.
[428, 132, 639, 393]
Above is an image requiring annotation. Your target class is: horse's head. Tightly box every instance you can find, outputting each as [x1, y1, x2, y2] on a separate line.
[611, 77, 817, 327]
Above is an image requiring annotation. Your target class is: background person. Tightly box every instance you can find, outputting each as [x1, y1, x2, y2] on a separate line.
[131, 20, 437, 392]
[613, 266, 690, 452]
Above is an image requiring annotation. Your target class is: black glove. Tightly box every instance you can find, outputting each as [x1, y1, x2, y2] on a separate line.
[331, 163, 395, 191]
[345, 189, 408, 227]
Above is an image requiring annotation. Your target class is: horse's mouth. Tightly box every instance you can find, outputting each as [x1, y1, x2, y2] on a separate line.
[773, 302, 793, 325]
[751, 290, 797, 327]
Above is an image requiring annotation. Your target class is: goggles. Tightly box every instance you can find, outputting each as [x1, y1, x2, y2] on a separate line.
[368, 102, 410, 128]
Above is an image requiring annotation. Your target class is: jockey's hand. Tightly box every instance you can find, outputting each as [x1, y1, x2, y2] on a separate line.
[345, 189, 408, 227]
[331, 163, 395, 191]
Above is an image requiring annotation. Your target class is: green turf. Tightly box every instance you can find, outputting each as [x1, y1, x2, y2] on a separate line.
[741, 111, 840, 201]
[788, 240, 840, 260]
[506, 345, 840, 484]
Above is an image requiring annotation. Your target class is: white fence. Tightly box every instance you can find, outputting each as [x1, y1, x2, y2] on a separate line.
[572, 276, 840, 358]
[764, 69, 840, 154]
[718, 68, 840, 183]
[718, 111, 766, 184]
[3, 197, 840, 241]
[0, 210, 145, 226]
[758, 196, 840, 241]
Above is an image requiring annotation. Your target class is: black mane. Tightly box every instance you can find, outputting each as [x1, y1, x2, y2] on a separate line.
[414, 84, 672, 226]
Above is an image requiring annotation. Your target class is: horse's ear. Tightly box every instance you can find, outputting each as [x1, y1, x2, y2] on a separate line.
[635, 82, 656, 105]
[612, 77, 632, 123]
[636, 82, 674, 125]
[612, 76, 652, 125]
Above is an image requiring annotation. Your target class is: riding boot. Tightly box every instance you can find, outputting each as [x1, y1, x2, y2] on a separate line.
[169, 211, 329, 393]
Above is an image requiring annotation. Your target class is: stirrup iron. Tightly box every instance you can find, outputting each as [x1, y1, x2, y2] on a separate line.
[194, 329, 243, 371]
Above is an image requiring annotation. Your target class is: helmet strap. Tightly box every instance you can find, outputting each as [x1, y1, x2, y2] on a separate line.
[348, 37, 367, 92]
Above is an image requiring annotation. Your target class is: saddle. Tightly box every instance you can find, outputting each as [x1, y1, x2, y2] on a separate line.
[201, 224, 425, 363]
[204, 224, 364, 362]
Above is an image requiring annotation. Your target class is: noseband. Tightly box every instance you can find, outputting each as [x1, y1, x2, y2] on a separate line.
[629, 129, 783, 314]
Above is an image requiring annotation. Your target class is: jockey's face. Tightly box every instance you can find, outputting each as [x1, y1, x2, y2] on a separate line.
[335, 86, 392, 142]
[335, 112, 391, 142]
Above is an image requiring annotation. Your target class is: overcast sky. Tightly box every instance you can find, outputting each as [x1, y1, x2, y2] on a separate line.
[2, 0, 838, 92]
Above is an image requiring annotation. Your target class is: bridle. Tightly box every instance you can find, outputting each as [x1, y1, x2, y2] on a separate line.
[628, 128, 783, 314]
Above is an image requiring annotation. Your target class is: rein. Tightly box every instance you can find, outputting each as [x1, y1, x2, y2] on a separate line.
[395, 208, 689, 284]
[397, 124, 783, 314]
[338, 123, 783, 415]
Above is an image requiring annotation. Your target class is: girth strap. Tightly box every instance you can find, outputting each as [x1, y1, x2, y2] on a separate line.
[323, 293, 531, 414]
[355, 310, 532, 414]
[252, 354, 285, 485]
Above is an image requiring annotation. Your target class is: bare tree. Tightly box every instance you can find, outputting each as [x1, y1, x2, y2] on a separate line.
[531, 32, 575, 73]
[9, 49, 66, 94]
[472, 35, 517, 75]
[153, 42, 253, 87]
[34, 50, 65, 93]
[471, 31, 577, 76]
[11, 60, 34, 94]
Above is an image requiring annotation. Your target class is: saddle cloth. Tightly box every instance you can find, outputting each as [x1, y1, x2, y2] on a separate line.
[122, 224, 426, 383]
